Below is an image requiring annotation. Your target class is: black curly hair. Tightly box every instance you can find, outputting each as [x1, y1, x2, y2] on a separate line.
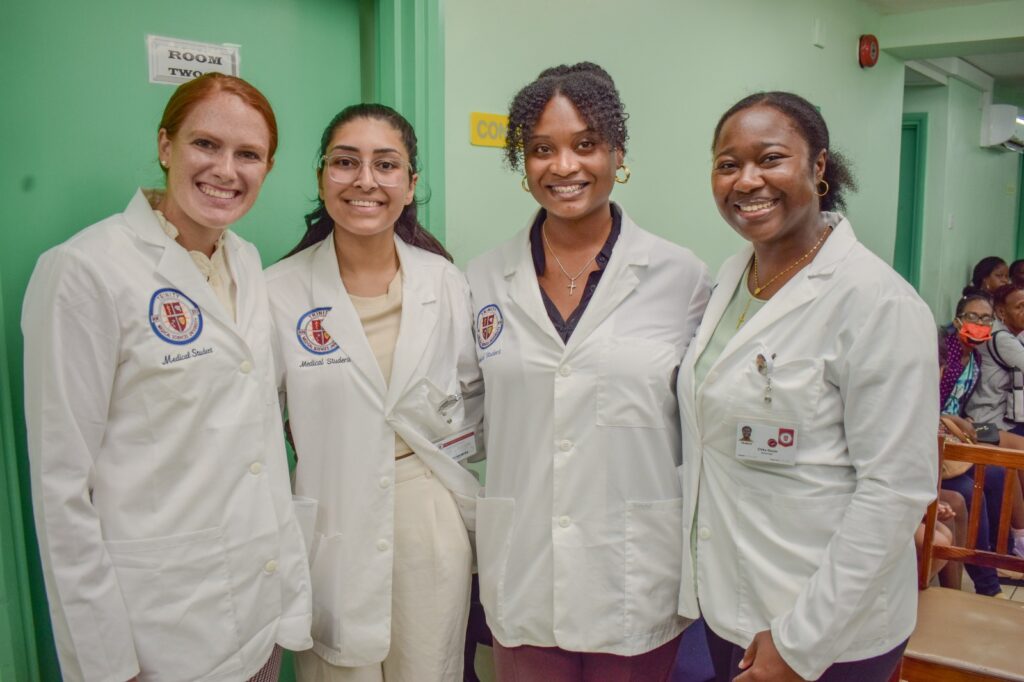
[284, 103, 450, 261]
[504, 62, 628, 171]
[970, 256, 1007, 290]
[712, 91, 858, 213]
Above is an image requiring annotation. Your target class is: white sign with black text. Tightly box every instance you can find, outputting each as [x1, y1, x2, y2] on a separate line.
[147, 35, 240, 85]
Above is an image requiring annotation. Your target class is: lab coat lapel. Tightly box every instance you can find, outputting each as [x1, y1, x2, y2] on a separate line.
[222, 231, 256, 339]
[309, 237, 387, 396]
[387, 238, 439, 406]
[126, 191, 238, 334]
[505, 223, 564, 348]
[563, 212, 644, 356]
[706, 216, 855, 376]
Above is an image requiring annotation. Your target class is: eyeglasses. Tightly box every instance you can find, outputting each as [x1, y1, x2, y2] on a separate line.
[319, 153, 412, 187]
[959, 313, 995, 325]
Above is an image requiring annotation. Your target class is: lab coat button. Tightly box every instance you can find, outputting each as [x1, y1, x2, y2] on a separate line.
[558, 365, 571, 377]
[698, 527, 711, 541]
[377, 539, 390, 552]
[240, 360, 253, 374]
[559, 440, 572, 452]
[249, 462, 263, 475]
[558, 515, 571, 528]
[379, 476, 391, 489]
[264, 559, 278, 574]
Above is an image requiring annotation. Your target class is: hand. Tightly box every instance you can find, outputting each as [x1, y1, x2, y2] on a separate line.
[735, 630, 806, 682]
[941, 414, 977, 443]
[937, 501, 956, 521]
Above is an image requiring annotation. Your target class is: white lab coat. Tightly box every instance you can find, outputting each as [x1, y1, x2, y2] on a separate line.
[21, 190, 313, 682]
[265, 235, 483, 667]
[677, 215, 938, 681]
[465, 207, 711, 656]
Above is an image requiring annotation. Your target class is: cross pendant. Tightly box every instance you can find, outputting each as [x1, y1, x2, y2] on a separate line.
[567, 279, 577, 295]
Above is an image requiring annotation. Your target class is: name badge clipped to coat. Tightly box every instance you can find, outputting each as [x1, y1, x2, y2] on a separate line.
[734, 350, 798, 465]
[735, 420, 798, 465]
[434, 428, 477, 463]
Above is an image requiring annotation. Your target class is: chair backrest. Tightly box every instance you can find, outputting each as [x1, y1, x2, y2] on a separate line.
[920, 438, 1024, 590]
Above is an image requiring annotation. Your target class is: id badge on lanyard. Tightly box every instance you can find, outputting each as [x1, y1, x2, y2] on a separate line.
[734, 349, 799, 466]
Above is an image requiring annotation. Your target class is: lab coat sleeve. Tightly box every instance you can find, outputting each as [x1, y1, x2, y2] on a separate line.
[769, 295, 939, 680]
[455, 273, 484, 461]
[22, 248, 140, 682]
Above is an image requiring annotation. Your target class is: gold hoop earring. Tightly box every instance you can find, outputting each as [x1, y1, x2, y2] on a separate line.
[615, 165, 631, 184]
[521, 175, 530, 192]
[815, 179, 829, 197]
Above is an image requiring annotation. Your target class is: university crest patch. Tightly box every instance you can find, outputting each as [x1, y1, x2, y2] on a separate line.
[149, 288, 202, 345]
[476, 304, 504, 349]
[296, 307, 339, 355]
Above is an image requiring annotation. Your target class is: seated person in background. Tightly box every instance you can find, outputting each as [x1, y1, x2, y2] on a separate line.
[1009, 259, 1024, 287]
[967, 282, 1024, 437]
[971, 256, 1010, 294]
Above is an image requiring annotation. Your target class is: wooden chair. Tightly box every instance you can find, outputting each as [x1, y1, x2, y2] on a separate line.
[900, 439, 1024, 681]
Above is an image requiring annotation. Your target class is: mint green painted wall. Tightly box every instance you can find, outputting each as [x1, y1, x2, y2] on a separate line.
[1, 1, 363, 677]
[904, 80, 1020, 320]
[442, 0, 904, 276]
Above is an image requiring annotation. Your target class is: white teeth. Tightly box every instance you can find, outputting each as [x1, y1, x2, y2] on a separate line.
[199, 184, 235, 199]
[551, 184, 584, 194]
[348, 200, 382, 207]
[738, 199, 777, 213]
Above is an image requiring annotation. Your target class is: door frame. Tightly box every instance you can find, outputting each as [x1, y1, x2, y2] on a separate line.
[896, 112, 928, 288]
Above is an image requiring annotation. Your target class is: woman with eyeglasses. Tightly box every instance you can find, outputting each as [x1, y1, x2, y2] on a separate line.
[940, 288, 1024, 581]
[265, 104, 482, 682]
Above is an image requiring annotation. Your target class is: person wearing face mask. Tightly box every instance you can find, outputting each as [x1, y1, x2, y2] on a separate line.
[21, 73, 313, 682]
[938, 287, 1024, 593]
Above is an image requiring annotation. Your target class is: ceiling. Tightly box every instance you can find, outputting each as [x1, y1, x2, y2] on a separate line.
[862, 0, 1002, 14]
[862, 0, 1024, 91]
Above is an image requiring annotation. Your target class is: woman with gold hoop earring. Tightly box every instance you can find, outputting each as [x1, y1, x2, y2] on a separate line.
[678, 91, 937, 682]
[466, 62, 711, 681]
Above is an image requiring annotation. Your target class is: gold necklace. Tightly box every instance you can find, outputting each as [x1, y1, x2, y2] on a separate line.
[752, 226, 832, 296]
[736, 274, 755, 330]
[542, 224, 599, 296]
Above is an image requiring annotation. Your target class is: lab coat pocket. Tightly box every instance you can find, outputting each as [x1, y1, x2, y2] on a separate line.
[291, 496, 319, 559]
[475, 495, 515, 629]
[597, 337, 677, 428]
[403, 376, 466, 441]
[735, 488, 851, 634]
[106, 527, 244, 680]
[624, 496, 684, 636]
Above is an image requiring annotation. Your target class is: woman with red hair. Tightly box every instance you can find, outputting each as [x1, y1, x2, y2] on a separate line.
[22, 73, 313, 682]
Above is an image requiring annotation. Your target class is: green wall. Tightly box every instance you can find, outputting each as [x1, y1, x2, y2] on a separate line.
[0, 1, 364, 677]
[442, 0, 904, 272]
[904, 79, 1021, 320]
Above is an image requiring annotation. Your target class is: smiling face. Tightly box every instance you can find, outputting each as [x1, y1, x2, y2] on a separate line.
[712, 105, 825, 248]
[157, 91, 271, 240]
[523, 95, 622, 225]
[318, 117, 417, 241]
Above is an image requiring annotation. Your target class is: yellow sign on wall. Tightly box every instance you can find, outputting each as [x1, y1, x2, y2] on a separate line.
[470, 112, 508, 148]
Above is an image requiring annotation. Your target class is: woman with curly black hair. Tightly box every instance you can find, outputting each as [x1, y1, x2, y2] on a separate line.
[466, 62, 711, 681]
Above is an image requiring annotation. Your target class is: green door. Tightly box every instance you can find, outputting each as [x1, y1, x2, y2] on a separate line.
[0, 1, 365, 678]
[894, 113, 927, 287]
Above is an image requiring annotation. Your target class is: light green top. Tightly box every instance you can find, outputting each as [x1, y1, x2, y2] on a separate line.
[693, 262, 767, 390]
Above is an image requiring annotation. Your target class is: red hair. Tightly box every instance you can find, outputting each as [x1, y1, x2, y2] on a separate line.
[158, 73, 278, 165]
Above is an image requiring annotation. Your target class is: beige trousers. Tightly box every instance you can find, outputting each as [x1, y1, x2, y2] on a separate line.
[296, 454, 473, 682]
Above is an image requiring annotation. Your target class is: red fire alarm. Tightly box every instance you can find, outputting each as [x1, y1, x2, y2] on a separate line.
[859, 34, 880, 68]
